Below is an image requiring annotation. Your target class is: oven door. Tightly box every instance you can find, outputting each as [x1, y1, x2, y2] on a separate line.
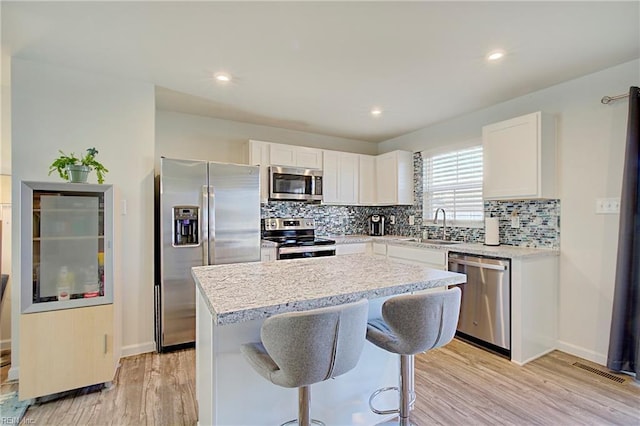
[269, 166, 322, 202]
[278, 245, 336, 260]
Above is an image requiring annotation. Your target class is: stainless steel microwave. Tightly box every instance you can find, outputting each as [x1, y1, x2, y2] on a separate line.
[269, 166, 323, 202]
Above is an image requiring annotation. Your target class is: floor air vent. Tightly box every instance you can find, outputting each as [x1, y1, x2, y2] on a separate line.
[572, 362, 625, 383]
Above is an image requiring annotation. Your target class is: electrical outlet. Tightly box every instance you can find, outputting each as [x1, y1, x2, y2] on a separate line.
[408, 215, 415, 225]
[596, 198, 620, 214]
[389, 215, 396, 225]
[511, 216, 520, 228]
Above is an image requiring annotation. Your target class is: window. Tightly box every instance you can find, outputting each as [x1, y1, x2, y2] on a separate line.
[423, 145, 483, 225]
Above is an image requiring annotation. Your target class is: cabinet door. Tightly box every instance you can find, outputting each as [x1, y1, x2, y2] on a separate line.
[269, 144, 322, 169]
[19, 304, 115, 400]
[248, 140, 270, 203]
[269, 144, 297, 167]
[295, 147, 323, 169]
[376, 152, 398, 205]
[260, 246, 277, 262]
[359, 155, 376, 205]
[322, 151, 340, 204]
[338, 153, 359, 204]
[483, 112, 540, 199]
[322, 151, 359, 205]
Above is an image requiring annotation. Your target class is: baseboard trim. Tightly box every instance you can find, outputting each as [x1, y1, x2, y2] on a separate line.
[8, 365, 19, 381]
[0, 339, 11, 352]
[121, 341, 156, 358]
[556, 340, 607, 366]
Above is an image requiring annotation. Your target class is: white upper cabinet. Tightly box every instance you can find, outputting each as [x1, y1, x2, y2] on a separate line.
[358, 154, 376, 205]
[483, 112, 556, 200]
[269, 144, 323, 169]
[248, 140, 271, 203]
[375, 150, 414, 205]
[322, 151, 359, 205]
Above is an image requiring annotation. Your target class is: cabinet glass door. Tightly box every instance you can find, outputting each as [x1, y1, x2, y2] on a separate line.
[22, 182, 113, 313]
[35, 192, 104, 302]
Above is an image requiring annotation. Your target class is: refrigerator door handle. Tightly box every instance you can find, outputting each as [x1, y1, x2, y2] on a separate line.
[202, 185, 209, 266]
[208, 185, 215, 265]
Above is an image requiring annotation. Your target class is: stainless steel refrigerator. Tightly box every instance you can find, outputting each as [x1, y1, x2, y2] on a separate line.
[155, 157, 261, 351]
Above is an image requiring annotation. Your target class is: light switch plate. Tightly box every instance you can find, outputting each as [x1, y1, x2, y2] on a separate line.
[596, 198, 620, 214]
[389, 215, 396, 225]
[511, 216, 520, 228]
[408, 215, 415, 225]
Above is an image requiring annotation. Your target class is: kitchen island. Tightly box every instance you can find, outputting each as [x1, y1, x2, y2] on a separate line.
[192, 253, 466, 426]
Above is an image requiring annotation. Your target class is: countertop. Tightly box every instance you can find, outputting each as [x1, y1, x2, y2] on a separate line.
[192, 253, 466, 326]
[325, 234, 558, 259]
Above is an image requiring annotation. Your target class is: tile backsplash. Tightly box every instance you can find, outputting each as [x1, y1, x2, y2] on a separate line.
[261, 152, 560, 248]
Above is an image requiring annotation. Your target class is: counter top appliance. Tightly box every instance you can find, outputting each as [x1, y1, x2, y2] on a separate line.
[262, 218, 336, 259]
[448, 252, 511, 357]
[369, 214, 385, 236]
[155, 157, 260, 352]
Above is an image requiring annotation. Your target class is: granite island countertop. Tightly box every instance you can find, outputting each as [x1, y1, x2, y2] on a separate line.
[191, 253, 466, 326]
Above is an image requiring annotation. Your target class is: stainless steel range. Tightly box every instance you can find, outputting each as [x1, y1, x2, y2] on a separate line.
[262, 218, 336, 260]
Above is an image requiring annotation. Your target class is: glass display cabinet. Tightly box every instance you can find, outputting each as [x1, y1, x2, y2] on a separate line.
[20, 181, 113, 313]
[19, 181, 118, 400]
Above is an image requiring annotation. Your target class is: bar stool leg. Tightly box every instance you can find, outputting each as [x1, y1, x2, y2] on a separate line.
[282, 386, 325, 426]
[399, 355, 412, 424]
[299, 386, 311, 426]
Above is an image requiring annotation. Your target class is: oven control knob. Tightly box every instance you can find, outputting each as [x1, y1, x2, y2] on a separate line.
[270, 220, 277, 227]
[306, 220, 312, 226]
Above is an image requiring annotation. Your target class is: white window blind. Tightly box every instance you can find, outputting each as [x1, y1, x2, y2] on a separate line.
[423, 145, 483, 224]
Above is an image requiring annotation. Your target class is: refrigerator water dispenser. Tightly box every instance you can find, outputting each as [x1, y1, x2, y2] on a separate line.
[173, 206, 199, 246]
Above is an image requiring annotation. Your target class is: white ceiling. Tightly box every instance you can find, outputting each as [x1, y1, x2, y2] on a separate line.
[2, 1, 639, 143]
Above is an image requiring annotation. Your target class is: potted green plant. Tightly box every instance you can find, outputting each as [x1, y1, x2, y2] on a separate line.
[48, 147, 109, 184]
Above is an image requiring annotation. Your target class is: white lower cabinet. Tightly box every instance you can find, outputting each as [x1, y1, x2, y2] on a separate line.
[372, 242, 387, 256]
[510, 255, 558, 365]
[261, 246, 277, 262]
[335, 242, 371, 256]
[386, 245, 446, 270]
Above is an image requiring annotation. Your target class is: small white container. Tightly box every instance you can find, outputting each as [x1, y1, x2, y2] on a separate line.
[485, 217, 500, 246]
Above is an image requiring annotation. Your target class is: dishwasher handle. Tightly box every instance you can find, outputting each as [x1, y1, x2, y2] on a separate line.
[448, 258, 508, 271]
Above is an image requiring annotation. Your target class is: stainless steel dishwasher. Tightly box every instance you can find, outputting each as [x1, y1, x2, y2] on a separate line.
[448, 252, 511, 357]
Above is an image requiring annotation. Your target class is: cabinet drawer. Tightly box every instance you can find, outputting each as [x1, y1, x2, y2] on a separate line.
[372, 242, 387, 255]
[387, 245, 445, 267]
[336, 243, 370, 255]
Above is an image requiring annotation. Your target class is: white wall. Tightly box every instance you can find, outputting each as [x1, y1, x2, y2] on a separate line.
[10, 58, 155, 379]
[0, 52, 11, 351]
[155, 110, 377, 167]
[380, 59, 639, 365]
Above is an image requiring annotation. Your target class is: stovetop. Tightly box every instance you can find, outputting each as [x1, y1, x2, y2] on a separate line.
[269, 237, 336, 248]
[261, 218, 335, 247]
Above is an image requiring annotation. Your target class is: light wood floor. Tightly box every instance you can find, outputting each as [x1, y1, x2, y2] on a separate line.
[2, 339, 638, 425]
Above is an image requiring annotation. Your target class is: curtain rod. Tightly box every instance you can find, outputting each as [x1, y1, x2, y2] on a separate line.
[601, 93, 629, 104]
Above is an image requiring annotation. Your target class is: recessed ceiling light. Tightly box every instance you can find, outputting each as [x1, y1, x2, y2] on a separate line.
[214, 72, 231, 83]
[371, 108, 383, 116]
[487, 50, 505, 62]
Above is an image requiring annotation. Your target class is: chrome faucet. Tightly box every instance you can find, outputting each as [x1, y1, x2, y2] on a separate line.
[433, 208, 447, 240]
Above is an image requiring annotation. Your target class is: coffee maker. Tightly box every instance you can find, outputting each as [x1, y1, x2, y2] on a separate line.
[369, 214, 385, 236]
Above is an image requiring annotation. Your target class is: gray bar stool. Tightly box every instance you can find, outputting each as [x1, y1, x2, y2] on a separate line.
[241, 299, 369, 426]
[366, 287, 461, 425]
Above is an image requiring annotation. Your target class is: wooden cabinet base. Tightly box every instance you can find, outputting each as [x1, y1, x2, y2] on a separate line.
[19, 304, 118, 400]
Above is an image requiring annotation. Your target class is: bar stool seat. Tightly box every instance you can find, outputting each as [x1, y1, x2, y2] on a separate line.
[241, 298, 369, 426]
[366, 288, 461, 425]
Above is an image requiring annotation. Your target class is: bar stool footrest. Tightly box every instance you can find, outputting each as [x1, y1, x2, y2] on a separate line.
[282, 419, 325, 426]
[368, 386, 416, 415]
